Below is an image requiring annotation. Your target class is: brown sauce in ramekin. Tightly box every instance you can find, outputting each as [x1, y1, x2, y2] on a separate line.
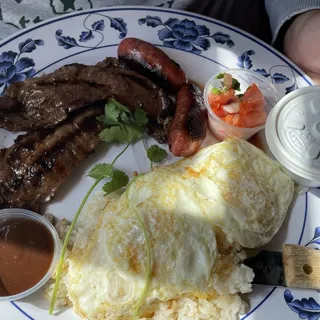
[0, 218, 54, 296]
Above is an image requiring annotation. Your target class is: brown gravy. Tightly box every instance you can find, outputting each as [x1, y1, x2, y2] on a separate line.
[0, 218, 54, 296]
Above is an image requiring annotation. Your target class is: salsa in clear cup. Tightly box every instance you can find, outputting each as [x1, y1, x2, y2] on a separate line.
[204, 69, 279, 141]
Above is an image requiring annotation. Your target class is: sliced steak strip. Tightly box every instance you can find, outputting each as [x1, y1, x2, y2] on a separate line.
[0, 107, 104, 211]
[0, 57, 173, 143]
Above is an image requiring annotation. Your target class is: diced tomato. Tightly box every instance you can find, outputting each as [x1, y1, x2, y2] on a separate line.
[208, 88, 235, 106]
[242, 83, 264, 109]
[209, 101, 227, 117]
[221, 114, 234, 126]
[240, 110, 267, 128]
[221, 114, 243, 127]
[238, 101, 252, 115]
[214, 107, 229, 117]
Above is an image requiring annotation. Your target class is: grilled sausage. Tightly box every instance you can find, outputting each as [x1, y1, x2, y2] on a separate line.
[168, 84, 208, 157]
[118, 37, 187, 93]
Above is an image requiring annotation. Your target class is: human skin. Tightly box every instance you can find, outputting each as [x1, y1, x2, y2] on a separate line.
[284, 10, 320, 84]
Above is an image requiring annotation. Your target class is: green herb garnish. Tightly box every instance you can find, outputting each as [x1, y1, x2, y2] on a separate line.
[215, 72, 224, 79]
[125, 174, 152, 318]
[147, 145, 168, 163]
[99, 99, 146, 144]
[49, 99, 166, 316]
[142, 138, 167, 169]
[49, 155, 121, 314]
[88, 163, 113, 180]
[231, 78, 241, 91]
[102, 169, 129, 194]
[212, 87, 222, 95]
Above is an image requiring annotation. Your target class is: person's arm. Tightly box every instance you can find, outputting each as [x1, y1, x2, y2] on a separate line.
[265, 0, 320, 83]
[284, 10, 320, 84]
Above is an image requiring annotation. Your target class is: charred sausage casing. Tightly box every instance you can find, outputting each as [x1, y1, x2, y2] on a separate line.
[118, 37, 187, 93]
[168, 84, 208, 157]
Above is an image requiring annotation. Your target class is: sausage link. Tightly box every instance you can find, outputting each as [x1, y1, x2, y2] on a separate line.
[118, 37, 187, 93]
[168, 84, 208, 157]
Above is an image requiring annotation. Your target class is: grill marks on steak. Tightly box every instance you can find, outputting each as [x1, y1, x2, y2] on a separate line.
[0, 107, 104, 211]
[0, 58, 173, 142]
[0, 57, 174, 210]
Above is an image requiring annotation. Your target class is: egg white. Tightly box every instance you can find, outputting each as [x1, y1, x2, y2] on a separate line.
[56, 137, 294, 319]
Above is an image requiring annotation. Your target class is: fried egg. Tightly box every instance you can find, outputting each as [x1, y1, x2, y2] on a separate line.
[52, 137, 294, 319]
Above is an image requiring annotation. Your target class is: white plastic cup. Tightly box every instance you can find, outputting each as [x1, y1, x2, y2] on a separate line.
[0, 209, 61, 301]
[204, 68, 279, 141]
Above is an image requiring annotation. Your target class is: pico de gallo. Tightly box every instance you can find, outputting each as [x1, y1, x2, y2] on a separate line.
[208, 72, 267, 128]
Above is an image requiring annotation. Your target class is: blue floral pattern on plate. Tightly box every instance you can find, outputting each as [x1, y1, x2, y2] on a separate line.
[56, 13, 127, 49]
[138, 15, 234, 54]
[284, 290, 320, 320]
[0, 38, 43, 95]
[0, 7, 314, 320]
[237, 49, 297, 94]
[306, 227, 320, 247]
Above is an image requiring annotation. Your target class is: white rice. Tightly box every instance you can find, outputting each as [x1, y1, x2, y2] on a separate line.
[47, 192, 254, 320]
[149, 294, 247, 320]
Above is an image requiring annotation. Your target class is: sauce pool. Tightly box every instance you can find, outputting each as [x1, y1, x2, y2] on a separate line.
[0, 218, 54, 296]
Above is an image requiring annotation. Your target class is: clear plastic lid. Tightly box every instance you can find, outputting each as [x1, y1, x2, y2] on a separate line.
[266, 86, 320, 182]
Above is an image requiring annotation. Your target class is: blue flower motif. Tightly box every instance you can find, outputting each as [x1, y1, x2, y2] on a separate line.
[138, 15, 163, 27]
[210, 32, 235, 48]
[0, 50, 37, 95]
[109, 17, 127, 39]
[237, 50, 255, 69]
[272, 72, 290, 84]
[159, 18, 210, 54]
[285, 83, 297, 94]
[18, 38, 44, 54]
[254, 68, 270, 77]
[254, 66, 296, 94]
[56, 29, 78, 49]
[79, 31, 94, 42]
[92, 20, 105, 31]
[0, 38, 42, 95]
[284, 289, 320, 320]
[56, 14, 128, 50]
[139, 15, 234, 54]
[306, 227, 320, 246]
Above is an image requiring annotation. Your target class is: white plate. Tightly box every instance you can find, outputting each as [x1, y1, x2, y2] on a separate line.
[0, 6, 319, 320]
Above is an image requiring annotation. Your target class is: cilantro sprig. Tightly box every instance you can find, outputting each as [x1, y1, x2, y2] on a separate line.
[125, 174, 152, 318]
[98, 98, 147, 144]
[49, 144, 129, 315]
[142, 139, 168, 169]
[50, 98, 167, 315]
[147, 145, 168, 164]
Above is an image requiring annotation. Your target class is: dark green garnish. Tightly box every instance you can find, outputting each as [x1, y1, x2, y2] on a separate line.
[231, 78, 241, 91]
[215, 72, 224, 79]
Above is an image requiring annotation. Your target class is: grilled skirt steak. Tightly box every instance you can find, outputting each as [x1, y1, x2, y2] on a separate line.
[0, 107, 104, 211]
[0, 57, 173, 143]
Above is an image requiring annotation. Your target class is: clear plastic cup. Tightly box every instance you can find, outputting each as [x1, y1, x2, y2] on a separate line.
[0, 209, 61, 301]
[204, 68, 279, 141]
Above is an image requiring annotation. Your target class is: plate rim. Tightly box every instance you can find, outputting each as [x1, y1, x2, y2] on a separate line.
[0, 5, 314, 87]
[0, 5, 311, 320]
